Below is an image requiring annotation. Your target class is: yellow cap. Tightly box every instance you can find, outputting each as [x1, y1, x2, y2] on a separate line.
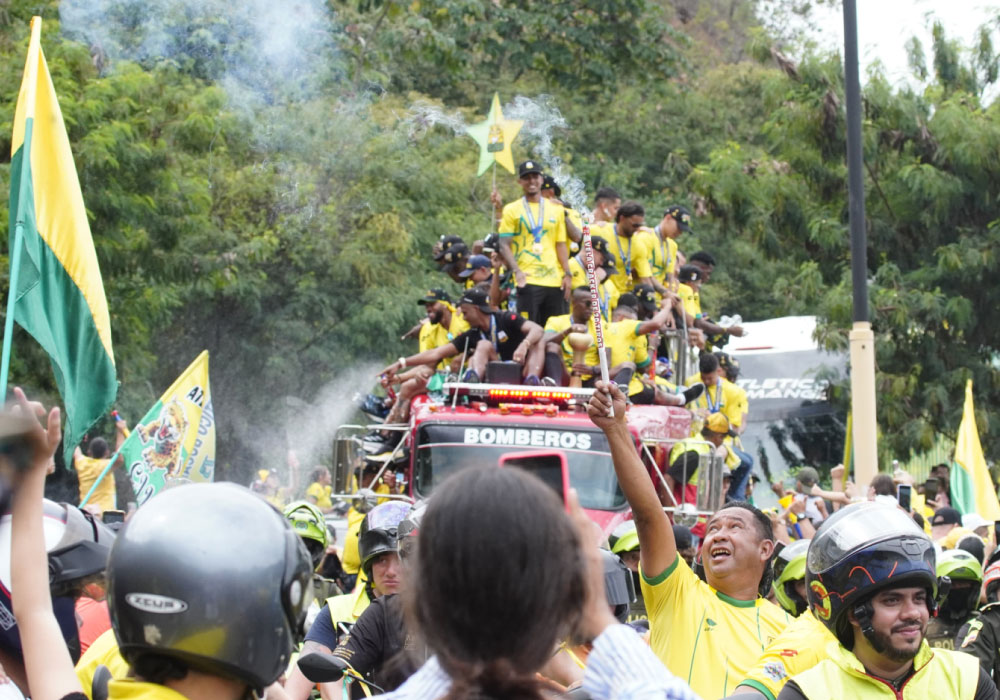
[704, 413, 730, 434]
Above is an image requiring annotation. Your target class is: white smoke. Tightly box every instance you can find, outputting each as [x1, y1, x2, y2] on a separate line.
[404, 100, 469, 138]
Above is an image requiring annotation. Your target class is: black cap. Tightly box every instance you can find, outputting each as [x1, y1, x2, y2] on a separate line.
[715, 352, 740, 378]
[672, 524, 693, 550]
[518, 160, 543, 178]
[458, 288, 492, 313]
[617, 293, 639, 310]
[458, 254, 491, 278]
[433, 235, 468, 262]
[678, 264, 702, 283]
[665, 205, 692, 232]
[632, 284, 657, 313]
[932, 507, 962, 527]
[482, 232, 500, 254]
[590, 236, 616, 268]
[417, 289, 451, 306]
[541, 175, 561, 197]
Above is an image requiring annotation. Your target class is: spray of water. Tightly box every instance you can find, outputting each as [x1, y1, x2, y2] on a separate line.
[404, 100, 469, 139]
[503, 95, 589, 216]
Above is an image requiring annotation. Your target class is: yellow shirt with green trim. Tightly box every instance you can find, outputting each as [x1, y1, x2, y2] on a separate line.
[604, 320, 650, 396]
[543, 313, 599, 373]
[677, 283, 702, 319]
[306, 481, 333, 509]
[75, 455, 116, 513]
[738, 609, 834, 700]
[568, 256, 619, 324]
[418, 306, 470, 369]
[592, 226, 638, 294]
[641, 555, 790, 699]
[499, 197, 568, 288]
[632, 227, 678, 283]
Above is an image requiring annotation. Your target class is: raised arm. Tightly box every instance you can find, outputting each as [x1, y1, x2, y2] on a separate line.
[587, 381, 676, 579]
[9, 388, 84, 700]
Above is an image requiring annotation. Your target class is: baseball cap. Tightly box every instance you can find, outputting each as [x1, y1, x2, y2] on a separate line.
[963, 513, 991, 531]
[672, 524, 693, 550]
[518, 160, 543, 178]
[678, 264, 702, 283]
[716, 352, 740, 378]
[482, 232, 500, 254]
[433, 235, 468, 263]
[665, 205, 692, 232]
[617, 293, 639, 310]
[632, 284, 658, 313]
[459, 254, 491, 278]
[704, 413, 731, 434]
[796, 467, 819, 488]
[541, 175, 561, 197]
[932, 507, 962, 527]
[417, 289, 451, 305]
[589, 236, 616, 268]
[458, 288, 492, 313]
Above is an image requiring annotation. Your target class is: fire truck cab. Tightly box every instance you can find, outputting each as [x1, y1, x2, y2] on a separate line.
[333, 382, 722, 536]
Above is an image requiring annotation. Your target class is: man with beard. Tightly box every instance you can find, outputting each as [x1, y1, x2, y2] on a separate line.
[417, 289, 469, 371]
[586, 381, 790, 699]
[593, 201, 646, 294]
[776, 502, 996, 700]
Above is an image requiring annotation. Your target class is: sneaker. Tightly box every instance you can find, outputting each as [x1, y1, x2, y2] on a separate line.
[354, 393, 390, 420]
[524, 374, 541, 386]
[361, 431, 393, 454]
[462, 369, 480, 384]
[682, 382, 705, 405]
[540, 376, 558, 387]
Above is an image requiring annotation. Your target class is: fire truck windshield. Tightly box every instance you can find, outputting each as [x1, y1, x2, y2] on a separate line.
[413, 423, 626, 511]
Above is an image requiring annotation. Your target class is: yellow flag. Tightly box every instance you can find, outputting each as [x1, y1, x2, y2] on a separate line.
[952, 379, 1000, 520]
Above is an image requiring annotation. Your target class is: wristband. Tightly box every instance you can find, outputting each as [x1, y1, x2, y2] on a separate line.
[398, 357, 407, 368]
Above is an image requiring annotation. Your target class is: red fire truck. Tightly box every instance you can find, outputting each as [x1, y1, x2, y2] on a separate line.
[333, 382, 703, 535]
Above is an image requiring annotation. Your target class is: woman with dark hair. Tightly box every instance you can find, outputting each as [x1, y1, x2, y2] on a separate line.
[383, 466, 700, 700]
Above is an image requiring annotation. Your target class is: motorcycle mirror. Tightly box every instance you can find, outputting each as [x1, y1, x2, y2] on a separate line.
[298, 652, 350, 683]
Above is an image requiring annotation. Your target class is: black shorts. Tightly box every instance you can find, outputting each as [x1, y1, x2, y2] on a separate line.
[517, 284, 566, 327]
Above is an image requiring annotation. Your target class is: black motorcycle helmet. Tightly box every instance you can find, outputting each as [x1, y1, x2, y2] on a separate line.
[600, 549, 635, 623]
[806, 502, 936, 650]
[107, 483, 313, 691]
[358, 501, 411, 580]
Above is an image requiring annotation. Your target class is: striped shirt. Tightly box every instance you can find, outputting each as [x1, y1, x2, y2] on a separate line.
[379, 624, 701, 700]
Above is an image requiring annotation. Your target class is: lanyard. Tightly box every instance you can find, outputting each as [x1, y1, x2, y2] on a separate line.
[706, 382, 723, 413]
[488, 314, 498, 350]
[654, 225, 670, 276]
[522, 197, 546, 243]
[613, 225, 631, 277]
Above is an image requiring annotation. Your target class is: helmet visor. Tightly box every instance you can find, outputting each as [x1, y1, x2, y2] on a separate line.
[809, 503, 926, 574]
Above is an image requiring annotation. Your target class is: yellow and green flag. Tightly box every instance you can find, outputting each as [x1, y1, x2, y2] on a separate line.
[951, 379, 1000, 520]
[8, 18, 116, 463]
[122, 351, 215, 505]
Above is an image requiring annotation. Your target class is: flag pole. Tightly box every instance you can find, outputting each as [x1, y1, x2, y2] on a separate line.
[581, 222, 613, 417]
[79, 439, 126, 507]
[2, 18, 44, 398]
[0, 225, 25, 396]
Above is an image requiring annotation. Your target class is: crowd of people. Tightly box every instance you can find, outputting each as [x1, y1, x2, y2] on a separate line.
[363, 161, 751, 460]
[3, 376, 1000, 700]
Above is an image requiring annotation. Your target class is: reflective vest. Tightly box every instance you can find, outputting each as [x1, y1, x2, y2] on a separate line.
[669, 438, 711, 485]
[326, 587, 371, 635]
[792, 639, 979, 700]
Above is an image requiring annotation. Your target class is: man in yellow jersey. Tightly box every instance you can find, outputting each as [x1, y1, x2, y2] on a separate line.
[687, 353, 745, 433]
[496, 160, 571, 326]
[72, 417, 127, 514]
[597, 299, 701, 407]
[305, 466, 335, 512]
[592, 201, 646, 294]
[416, 289, 470, 371]
[542, 286, 600, 386]
[633, 204, 691, 297]
[568, 235, 619, 324]
[777, 503, 995, 700]
[586, 380, 790, 699]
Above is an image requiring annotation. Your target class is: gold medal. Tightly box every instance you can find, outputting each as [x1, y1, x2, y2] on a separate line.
[532, 242, 543, 254]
